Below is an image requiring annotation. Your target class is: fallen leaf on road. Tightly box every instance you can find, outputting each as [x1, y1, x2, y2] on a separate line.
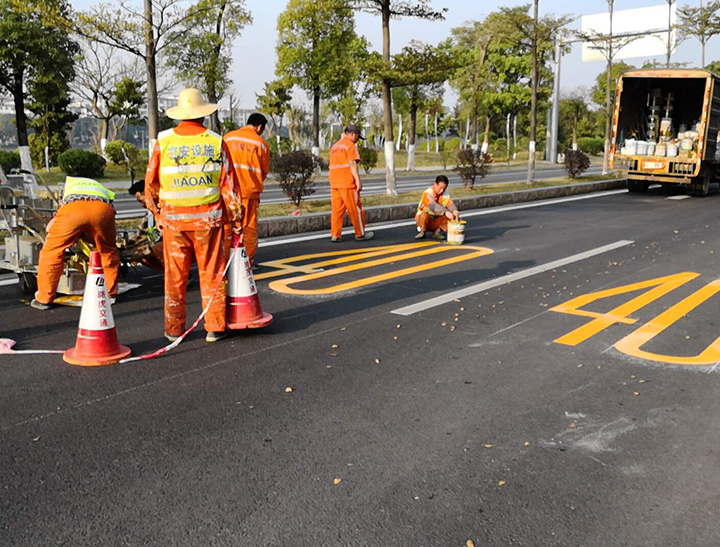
[249, 406, 254, 409]
[467, 541, 475, 547]
[285, 387, 293, 393]
[441, 322, 447, 326]
[633, 391, 640, 396]
[340, 327, 346, 331]
[569, 423, 577, 429]
[375, 358, 380, 363]
[396, 324, 401, 329]
[498, 480, 507, 486]
[333, 478, 342, 485]
[484, 444, 494, 449]
[638, 380, 647, 384]
[331, 344, 338, 348]
[630, 375, 636, 379]
[326, 365, 332, 369]
[32, 437, 40, 442]
[393, 336, 398, 340]
[524, 441, 530, 447]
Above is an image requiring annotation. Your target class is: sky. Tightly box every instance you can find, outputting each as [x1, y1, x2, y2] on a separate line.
[71, 0, 716, 110]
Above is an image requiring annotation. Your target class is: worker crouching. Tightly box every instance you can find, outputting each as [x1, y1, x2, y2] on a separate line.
[32, 177, 119, 310]
[145, 88, 242, 343]
[415, 175, 459, 240]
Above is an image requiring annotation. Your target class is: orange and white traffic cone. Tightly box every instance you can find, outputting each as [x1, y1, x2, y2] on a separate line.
[63, 251, 131, 366]
[227, 234, 273, 330]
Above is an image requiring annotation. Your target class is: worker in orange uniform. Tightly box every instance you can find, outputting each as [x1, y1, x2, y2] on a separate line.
[145, 88, 242, 343]
[31, 177, 120, 310]
[414, 175, 459, 240]
[223, 113, 269, 268]
[329, 124, 374, 242]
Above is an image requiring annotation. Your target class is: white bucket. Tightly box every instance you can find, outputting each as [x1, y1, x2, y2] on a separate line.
[625, 139, 638, 155]
[647, 143, 656, 156]
[447, 220, 466, 245]
[637, 141, 648, 155]
[667, 144, 678, 157]
[655, 144, 666, 156]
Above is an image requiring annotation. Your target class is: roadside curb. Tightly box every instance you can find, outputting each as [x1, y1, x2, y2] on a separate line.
[258, 179, 626, 239]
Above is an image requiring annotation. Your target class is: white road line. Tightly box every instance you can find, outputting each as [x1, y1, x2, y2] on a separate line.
[259, 188, 627, 248]
[0, 277, 18, 286]
[390, 239, 635, 316]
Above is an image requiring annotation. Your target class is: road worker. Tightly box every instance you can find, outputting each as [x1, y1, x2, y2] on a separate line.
[223, 113, 270, 268]
[145, 88, 242, 343]
[126, 179, 163, 273]
[414, 175, 459, 240]
[31, 177, 120, 310]
[329, 124, 374, 242]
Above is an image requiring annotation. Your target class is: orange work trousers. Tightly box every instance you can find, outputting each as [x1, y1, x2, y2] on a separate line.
[416, 211, 448, 233]
[36, 200, 119, 303]
[242, 197, 260, 264]
[163, 225, 226, 336]
[330, 187, 366, 238]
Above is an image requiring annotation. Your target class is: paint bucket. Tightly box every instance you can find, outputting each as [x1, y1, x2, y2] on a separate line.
[447, 220, 466, 245]
[667, 143, 678, 157]
[680, 138, 694, 151]
[625, 139, 637, 155]
[637, 141, 648, 155]
[647, 143, 656, 156]
[655, 143, 666, 157]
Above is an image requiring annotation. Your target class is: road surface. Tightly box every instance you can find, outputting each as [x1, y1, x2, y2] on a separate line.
[3, 184, 719, 546]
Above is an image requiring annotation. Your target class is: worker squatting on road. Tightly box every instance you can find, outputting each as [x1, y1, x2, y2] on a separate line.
[329, 124, 374, 242]
[414, 175, 460, 240]
[127, 179, 164, 273]
[31, 177, 120, 310]
[145, 88, 243, 343]
[223, 113, 270, 269]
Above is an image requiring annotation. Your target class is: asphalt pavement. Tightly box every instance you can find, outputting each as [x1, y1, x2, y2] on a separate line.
[112, 163, 603, 218]
[3, 184, 720, 546]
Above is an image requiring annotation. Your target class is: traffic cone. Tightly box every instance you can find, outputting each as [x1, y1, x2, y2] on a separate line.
[227, 234, 273, 330]
[63, 251, 131, 366]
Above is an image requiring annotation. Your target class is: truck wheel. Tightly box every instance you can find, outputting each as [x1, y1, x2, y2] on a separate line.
[627, 180, 649, 193]
[17, 272, 37, 295]
[687, 170, 711, 197]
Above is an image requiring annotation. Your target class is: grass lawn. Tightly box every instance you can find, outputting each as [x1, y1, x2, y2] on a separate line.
[32, 164, 131, 186]
[258, 173, 617, 218]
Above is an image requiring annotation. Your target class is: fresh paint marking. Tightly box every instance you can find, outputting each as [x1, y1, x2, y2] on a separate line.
[391, 240, 634, 316]
[259, 242, 493, 296]
[258, 189, 627, 249]
[0, 277, 18, 287]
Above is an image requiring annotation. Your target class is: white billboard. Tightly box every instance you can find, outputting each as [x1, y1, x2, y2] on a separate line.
[581, 4, 676, 62]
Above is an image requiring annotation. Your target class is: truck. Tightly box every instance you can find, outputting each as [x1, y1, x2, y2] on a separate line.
[611, 68, 720, 196]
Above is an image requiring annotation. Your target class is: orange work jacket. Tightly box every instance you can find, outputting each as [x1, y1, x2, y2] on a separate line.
[329, 136, 360, 189]
[223, 125, 270, 199]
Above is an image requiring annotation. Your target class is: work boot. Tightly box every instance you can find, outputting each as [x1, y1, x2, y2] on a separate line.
[331, 236, 342, 243]
[355, 231, 374, 241]
[251, 262, 260, 272]
[30, 299, 51, 310]
[414, 231, 426, 239]
[432, 230, 445, 240]
[164, 332, 180, 342]
[206, 331, 226, 343]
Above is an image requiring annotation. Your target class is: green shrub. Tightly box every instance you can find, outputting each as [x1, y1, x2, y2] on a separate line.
[577, 137, 605, 156]
[267, 136, 292, 156]
[359, 147, 379, 174]
[443, 137, 462, 151]
[0, 149, 20, 172]
[58, 149, 106, 178]
[270, 150, 319, 207]
[104, 140, 133, 165]
[29, 132, 70, 167]
[564, 149, 591, 178]
[454, 149, 492, 188]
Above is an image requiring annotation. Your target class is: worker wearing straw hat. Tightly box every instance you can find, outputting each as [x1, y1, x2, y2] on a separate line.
[145, 88, 243, 343]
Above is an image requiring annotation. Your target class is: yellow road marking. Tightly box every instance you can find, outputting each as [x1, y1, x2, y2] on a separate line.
[262, 242, 493, 295]
[550, 272, 699, 346]
[614, 279, 720, 365]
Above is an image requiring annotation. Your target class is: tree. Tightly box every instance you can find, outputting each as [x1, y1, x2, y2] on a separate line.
[352, 0, 447, 195]
[77, 0, 206, 144]
[166, 0, 252, 132]
[559, 93, 590, 151]
[276, 0, 363, 157]
[74, 43, 145, 152]
[707, 60, 720, 74]
[390, 42, 450, 170]
[328, 44, 379, 128]
[0, 0, 78, 170]
[256, 79, 292, 137]
[678, 1, 720, 68]
[591, 61, 634, 110]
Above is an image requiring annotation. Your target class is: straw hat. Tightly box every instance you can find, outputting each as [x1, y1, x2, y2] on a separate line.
[166, 88, 218, 120]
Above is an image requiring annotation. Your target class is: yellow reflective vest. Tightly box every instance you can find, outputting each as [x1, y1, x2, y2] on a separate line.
[157, 128, 223, 207]
[63, 177, 115, 201]
[417, 187, 451, 217]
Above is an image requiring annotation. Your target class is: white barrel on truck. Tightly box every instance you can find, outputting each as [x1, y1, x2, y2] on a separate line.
[611, 68, 720, 197]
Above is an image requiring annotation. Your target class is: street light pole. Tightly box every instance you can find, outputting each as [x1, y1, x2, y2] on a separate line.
[549, 39, 562, 164]
[527, 0, 539, 183]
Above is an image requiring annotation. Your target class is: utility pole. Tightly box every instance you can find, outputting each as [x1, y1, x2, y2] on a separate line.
[527, 0, 539, 183]
[602, 0, 614, 176]
[666, 0, 674, 68]
[549, 39, 562, 164]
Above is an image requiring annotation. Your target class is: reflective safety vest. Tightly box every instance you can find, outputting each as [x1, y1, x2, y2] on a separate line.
[63, 177, 115, 201]
[417, 187, 451, 216]
[157, 128, 223, 207]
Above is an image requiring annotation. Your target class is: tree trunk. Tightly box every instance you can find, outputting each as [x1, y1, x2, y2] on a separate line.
[100, 118, 110, 157]
[12, 66, 31, 171]
[572, 114, 578, 150]
[527, 0, 539, 184]
[381, 0, 396, 195]
[312, 86, 320, 157]
[482, 116, 490, 154]
[666, 0, 672, 68]
[407, 103, 417, 171]
[145, 0, 159, 147]
[472, 113, 479, 151]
